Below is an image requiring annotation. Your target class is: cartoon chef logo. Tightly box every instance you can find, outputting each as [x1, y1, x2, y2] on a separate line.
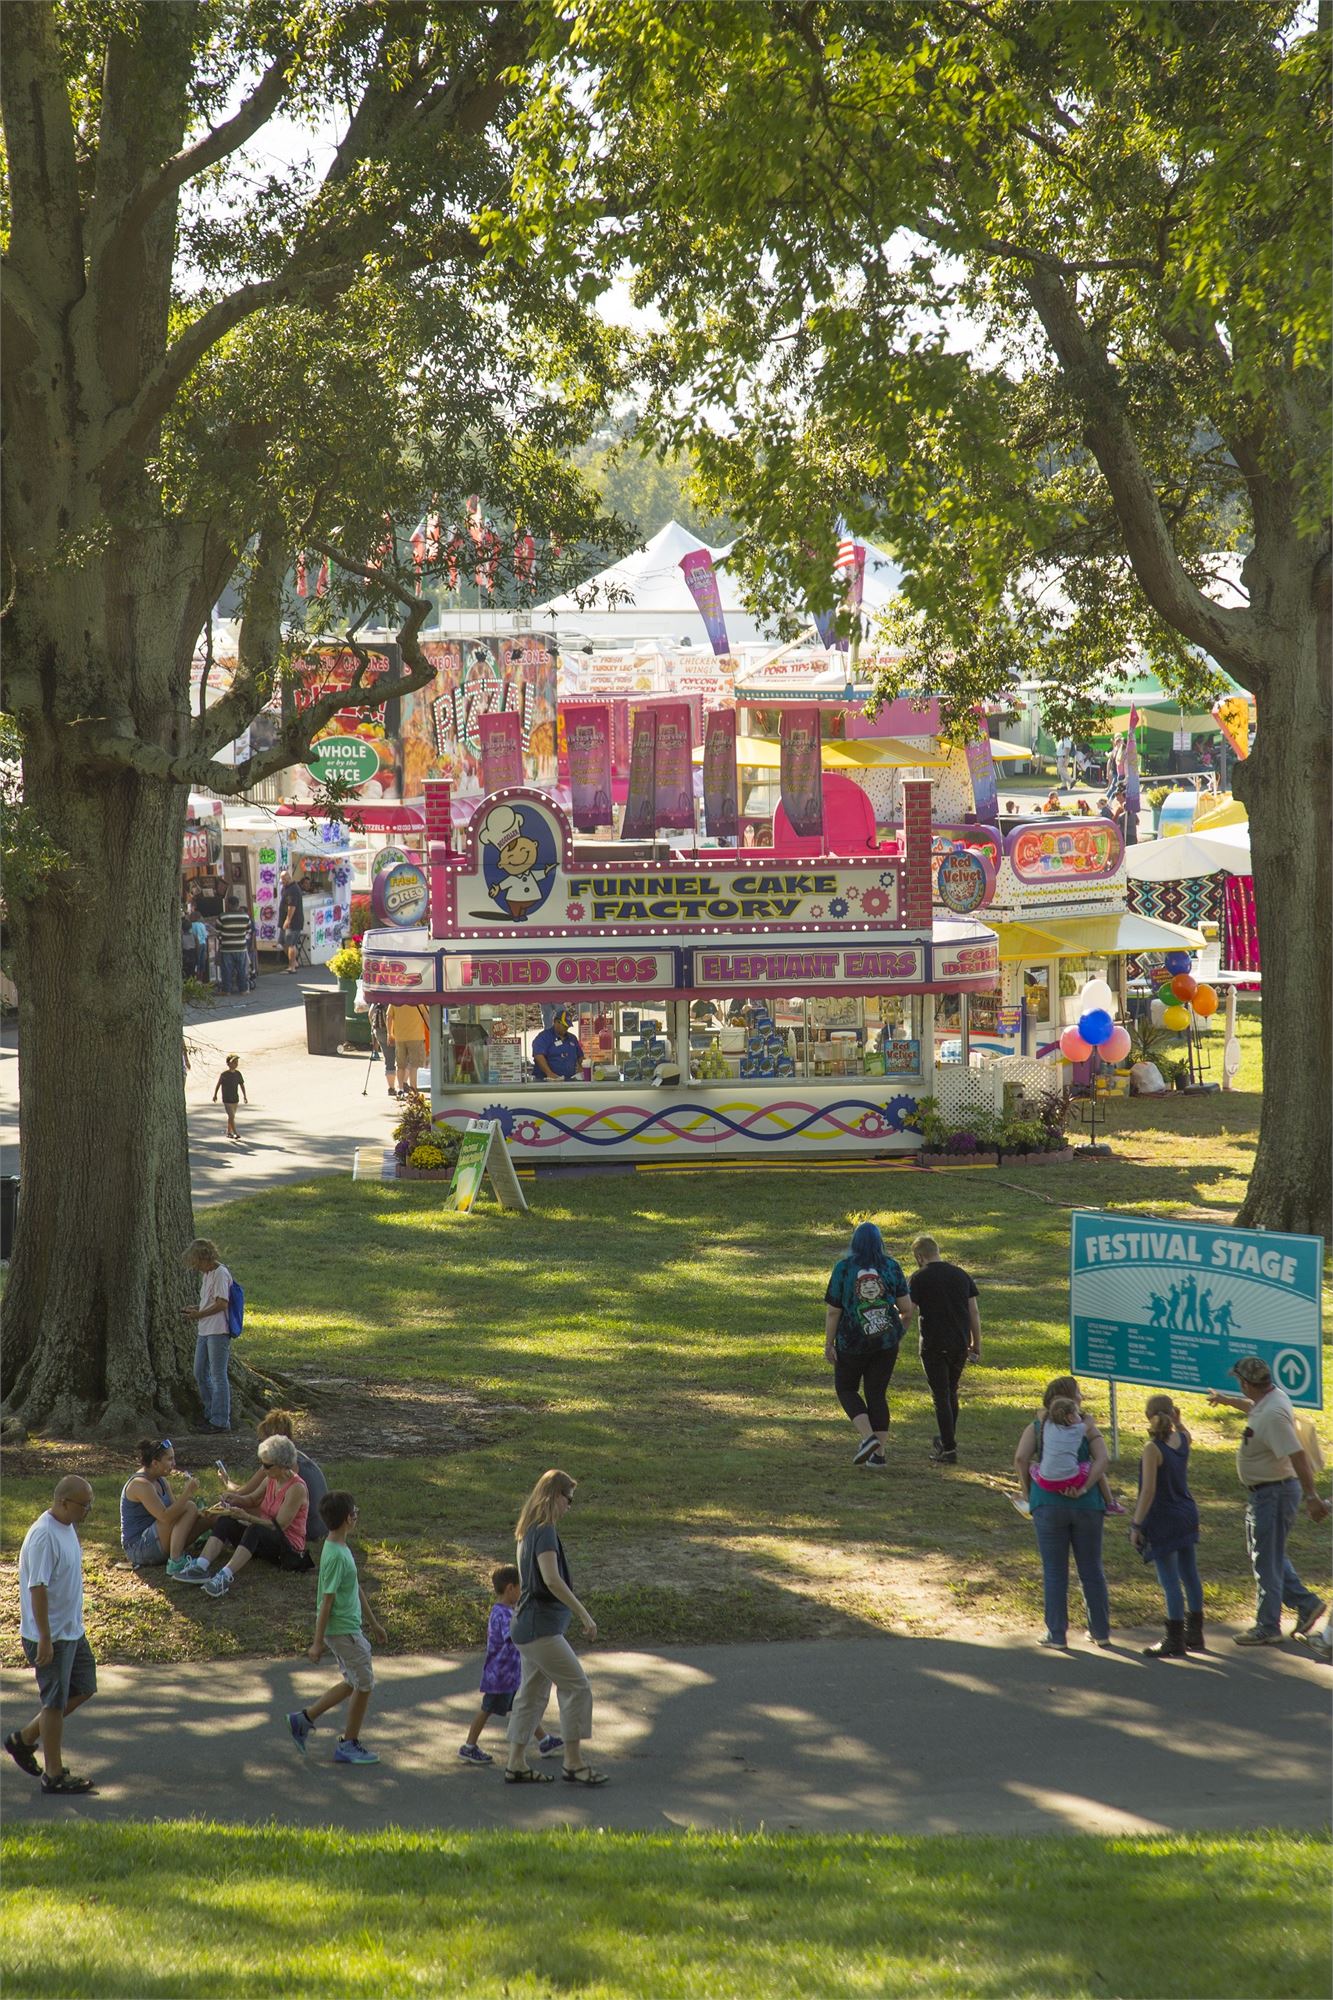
[474, 802, 557, 923]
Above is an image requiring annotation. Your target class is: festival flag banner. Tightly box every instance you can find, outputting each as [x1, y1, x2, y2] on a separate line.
[654, 701, 695, 831]
[965, 707, 1000, 823]
[621, 705, 658, 838]
[568, 703, 614, 831]
[679, 548, 730, 657]
[479, 708, 523, 793]
[702, 707, 739, 840]
[1122, 703, 1142, 845]
[779, 703, 824, 838]
[1212, 694, 1250, 761]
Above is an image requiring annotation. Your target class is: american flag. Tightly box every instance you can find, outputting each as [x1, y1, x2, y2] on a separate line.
[834, 537, 857, 572]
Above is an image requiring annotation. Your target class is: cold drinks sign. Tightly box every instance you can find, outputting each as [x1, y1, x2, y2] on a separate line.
[1069, 1211, 1324, 1408]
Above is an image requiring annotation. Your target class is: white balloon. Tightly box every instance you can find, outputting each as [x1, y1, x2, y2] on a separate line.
[1080, 978, 1116, 1011]
[1149, 999, 1167, 1026]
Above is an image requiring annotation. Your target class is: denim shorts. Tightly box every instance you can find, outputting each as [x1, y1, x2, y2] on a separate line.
[22, 1635, 98, 1710]
[124, 1523, 167, 1567]
[480, 1689, 516, 1716]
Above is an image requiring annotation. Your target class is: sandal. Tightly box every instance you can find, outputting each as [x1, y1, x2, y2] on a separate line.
[503, 1767, 554, 1784]
[41, 1770, 97, 1794]
[4, 1731, 40, 1777]
[561, 1765, 608, 1786]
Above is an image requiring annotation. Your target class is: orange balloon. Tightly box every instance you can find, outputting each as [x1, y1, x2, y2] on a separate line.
[1170, 973, 1197, 1001]
[1192, 984, 1218, 1017]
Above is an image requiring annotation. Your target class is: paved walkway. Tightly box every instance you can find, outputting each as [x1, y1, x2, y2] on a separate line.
[2, 1632, 1327, 1833]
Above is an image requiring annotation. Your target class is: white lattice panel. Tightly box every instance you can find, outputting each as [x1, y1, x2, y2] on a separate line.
[984, 1054, 1065, 1111]
[934, 1063, 1005, 1120]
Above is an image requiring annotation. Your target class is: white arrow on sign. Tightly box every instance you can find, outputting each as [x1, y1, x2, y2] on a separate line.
[1273, 1349, 1312, 1398]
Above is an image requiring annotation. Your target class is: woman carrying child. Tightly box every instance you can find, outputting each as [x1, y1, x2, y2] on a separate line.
[1014, 1376, 1113, 1650]
[1129, 1395, 1204, 1658]
[503, 1469, 605, 1788]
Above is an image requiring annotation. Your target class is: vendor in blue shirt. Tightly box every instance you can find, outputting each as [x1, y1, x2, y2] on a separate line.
[532, 1009, 584, 1081]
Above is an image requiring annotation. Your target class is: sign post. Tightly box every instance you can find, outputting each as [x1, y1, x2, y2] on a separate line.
[444, 1119, 528, 1215]
[1070, 1211, 1324, 1410]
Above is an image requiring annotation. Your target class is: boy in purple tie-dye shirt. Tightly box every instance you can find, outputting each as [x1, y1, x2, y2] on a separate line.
[458, 1564, 565, 1765]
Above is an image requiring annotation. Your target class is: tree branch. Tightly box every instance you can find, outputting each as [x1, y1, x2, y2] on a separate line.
[1018, 262, 1266, 676]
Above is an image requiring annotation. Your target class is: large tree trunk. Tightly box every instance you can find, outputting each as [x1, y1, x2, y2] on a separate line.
[1234, 607, 1331, 1240]
[2, 698, 201, 1433]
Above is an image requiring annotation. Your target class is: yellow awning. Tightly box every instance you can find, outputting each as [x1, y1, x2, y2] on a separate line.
[1030, 912, 1206, 957]
[1192, 796, 1247, 832]
[690, 734, 950, 770]
[987, 738, 1038, 760]
[991, 921, 1069, 961]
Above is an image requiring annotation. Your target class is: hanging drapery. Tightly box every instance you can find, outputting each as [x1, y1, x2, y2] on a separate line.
[1222, 874, 1262, 986]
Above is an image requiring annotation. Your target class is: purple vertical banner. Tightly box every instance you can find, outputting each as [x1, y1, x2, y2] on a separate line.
[621, 705, 658, 839]
[653, 700, 694, 831]
[702, 708, 739, 840]
[478, 709, 523, 793]
[811, 607, 839, 651]
[780, 703, 824, 839]
[568, 703, 613, 831]
[1122, 703, 1141, 846]
[964, 706, 1000, 824]
[679, 549, 730, 657]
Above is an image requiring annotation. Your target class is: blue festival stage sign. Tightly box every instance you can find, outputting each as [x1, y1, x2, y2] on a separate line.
[1070, 1212, 1324, 1409]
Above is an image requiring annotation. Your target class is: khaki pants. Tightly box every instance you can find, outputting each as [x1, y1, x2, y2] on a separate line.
[507, 1633, 592, 1754]
[393, 1041, 426, 1085]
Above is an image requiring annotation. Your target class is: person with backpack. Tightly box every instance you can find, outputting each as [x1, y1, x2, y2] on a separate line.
[180, 1237, 237, 1433]
[823, 1222, 915, 1468]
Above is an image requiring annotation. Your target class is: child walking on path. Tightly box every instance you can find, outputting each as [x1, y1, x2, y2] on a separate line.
[287, 1493, 387, 1765]
[213, 1055, 247, 1140]
[1130, 1395, 1204, 1658]
[458, 1565, 563, 1766]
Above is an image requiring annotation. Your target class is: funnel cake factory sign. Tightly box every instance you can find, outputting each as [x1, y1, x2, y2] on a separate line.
[445, 790, 905, 940]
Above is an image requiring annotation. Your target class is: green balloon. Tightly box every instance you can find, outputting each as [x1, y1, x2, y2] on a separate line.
[1156, 982, 1177, 1005]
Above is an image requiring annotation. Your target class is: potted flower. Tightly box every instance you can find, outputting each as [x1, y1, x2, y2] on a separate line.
[402, 1141, 450, 1180]
[326, 940, 370, 1049]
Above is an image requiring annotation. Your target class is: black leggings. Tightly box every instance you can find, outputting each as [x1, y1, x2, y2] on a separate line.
[211, 1517, 312, 1570]
[834, 1347, 898, 1431]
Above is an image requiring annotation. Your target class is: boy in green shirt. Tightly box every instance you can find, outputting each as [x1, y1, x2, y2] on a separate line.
[286, 1492, 387, 1765]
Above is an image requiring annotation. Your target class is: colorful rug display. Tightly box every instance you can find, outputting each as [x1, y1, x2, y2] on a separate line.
[1126, 875, 1224, 980]
[1222, 873, 1262, 985]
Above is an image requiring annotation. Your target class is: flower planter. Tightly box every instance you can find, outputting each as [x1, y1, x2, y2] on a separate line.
[996, 1145, 1074, 1167]
[396, 1164, 453, 1181]
[917, 1149, 999, 1167]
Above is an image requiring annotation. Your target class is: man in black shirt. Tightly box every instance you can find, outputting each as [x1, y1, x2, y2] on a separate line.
[908, 1234, 981, 1465]
[277, 871, 305, 974]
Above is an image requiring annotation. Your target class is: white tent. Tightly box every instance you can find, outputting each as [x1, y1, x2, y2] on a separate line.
[1124, 822, 1251, 881]
[534, 520, 903, 651]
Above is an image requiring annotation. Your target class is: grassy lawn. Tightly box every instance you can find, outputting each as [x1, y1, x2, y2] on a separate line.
[2, 1005, 1328, 1663]
[2, 1825, 1328, 2000]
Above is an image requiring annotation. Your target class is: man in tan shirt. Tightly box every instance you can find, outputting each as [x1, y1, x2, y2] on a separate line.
[1208, 1356, 1328, 1646]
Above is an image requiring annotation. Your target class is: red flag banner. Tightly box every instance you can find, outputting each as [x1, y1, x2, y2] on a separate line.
[621, 705, 658, 839]
[702, 707, 739, 840]
[479, 709, 523, 793]
[653, 700, 694, 831]
[780, 704, 824, 838]
[568, 703, 613, 831]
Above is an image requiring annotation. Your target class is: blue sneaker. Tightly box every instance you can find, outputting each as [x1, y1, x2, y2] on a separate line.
[537, 1733, 564, 1756]
[457, 1743, 493, 1765]
[173, 1557, 212, 1584]
[201, 1569, 232, 1598]
[334, 1739, 380, 1765]
[287, 1710, 313, 1754]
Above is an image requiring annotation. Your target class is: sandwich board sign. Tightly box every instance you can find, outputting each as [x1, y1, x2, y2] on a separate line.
[444, 1119, 528, 1215]
[1070, 1211, 1323, 1409]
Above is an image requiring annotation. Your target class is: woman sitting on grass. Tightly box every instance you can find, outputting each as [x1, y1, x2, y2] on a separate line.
[174, 1435, 313, 1600]
[119, 1439, 203, 1577]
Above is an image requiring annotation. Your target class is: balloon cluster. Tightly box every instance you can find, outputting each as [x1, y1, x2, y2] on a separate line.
[1059, 975, 1132, 1064]
[1147, 951, 1217, 1031]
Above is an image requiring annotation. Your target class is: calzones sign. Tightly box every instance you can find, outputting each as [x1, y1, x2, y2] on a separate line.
[1069, 1211, 1323, 1408]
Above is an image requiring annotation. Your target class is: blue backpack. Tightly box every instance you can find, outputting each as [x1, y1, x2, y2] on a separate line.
[226, 1281, 245, 1338]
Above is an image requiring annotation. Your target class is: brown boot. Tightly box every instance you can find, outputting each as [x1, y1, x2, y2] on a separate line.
[1183, 1609, 1206, 1652]
[1143, 1618, 1187, 1658]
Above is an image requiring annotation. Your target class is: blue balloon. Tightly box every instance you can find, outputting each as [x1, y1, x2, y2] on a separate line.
[1078, 1007, 1115, 1047]
[1164, 951, 1193, 975]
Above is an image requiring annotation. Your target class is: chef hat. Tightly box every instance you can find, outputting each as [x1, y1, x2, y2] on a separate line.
[479, 804, 524, 849]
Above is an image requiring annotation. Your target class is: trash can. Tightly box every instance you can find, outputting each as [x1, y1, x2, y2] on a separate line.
[0, 1176, 19, 1261]
[303, 989, 347, 1057]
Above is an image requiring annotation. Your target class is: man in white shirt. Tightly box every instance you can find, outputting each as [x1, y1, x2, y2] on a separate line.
[1209, 1356, 1329, 1646]
[5, 1478, 98, 1792]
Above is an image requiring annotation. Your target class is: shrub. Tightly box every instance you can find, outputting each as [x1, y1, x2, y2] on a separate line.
[327, 941, 362, 981]
[408, 1142, 446, 1171]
